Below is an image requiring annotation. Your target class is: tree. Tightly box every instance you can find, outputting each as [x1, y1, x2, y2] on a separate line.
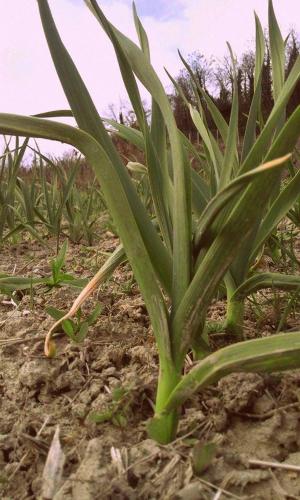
[286, 31, 300, 116]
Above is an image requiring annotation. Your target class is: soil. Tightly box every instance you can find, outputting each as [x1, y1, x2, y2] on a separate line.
[1, 234, 300, 500]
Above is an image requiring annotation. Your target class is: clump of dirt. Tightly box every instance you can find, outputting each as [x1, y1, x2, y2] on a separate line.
[1, 236, 300, 499]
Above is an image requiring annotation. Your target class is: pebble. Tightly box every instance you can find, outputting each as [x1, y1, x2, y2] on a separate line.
[19, 359, 61, 389]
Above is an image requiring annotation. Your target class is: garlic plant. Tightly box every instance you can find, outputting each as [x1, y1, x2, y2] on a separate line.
[0, 0, 300, 443]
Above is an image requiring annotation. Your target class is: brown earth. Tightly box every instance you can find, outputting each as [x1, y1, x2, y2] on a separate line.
[1, 235, 300, 499]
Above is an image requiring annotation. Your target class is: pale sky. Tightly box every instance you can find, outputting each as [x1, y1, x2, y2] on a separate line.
[0, 0, 299, 157]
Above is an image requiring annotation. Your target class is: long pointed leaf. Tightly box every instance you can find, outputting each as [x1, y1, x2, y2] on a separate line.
[231, 273, 300, 301]
[0, 113, 173, 368]
[87, 0, 191, 311]
[37, 0, 172, 294]
[219, 43, 239, 188]
[251, 166, 300, 260]
[172, 155, 289, 366]
[240, 56, 300, 174]
[241, 13, 265, 161]
[194, 155, 291, 252]
[154, 332, 300, 415]
[269, 0, 285, 102]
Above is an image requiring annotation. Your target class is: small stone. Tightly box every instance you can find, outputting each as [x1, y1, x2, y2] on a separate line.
[101, 366, 117, 378]
[71, 402, 88, 419]
[213, 409, 228, 432]
[19, 359, 60, 389]
[107, 377, 120, 388]
[89, 381, 102, 398]
[252, 394, 274, 415]
[53, 369, 85, 393]
[284, 452, 300, 466]
[218, 373, 264, 412]
[173, 482, 205, 500]
[4, 462, 19, 474]
[90, 392, 108, 410]
[79, 390, 92, 405]
[35, 297, 44, 305]
[31, 477, 42, 496]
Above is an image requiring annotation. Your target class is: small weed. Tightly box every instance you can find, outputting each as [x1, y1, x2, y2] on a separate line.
[89, 385, 133, 428]
[46, 303, 102, 343]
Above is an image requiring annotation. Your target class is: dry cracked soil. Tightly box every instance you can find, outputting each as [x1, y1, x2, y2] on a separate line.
[1, 234, 300, 499]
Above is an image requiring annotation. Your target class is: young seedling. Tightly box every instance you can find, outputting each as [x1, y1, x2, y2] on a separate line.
[89, 385, 133, 428]
[46, 303, 102, 344]
[0, 241, 87, 296]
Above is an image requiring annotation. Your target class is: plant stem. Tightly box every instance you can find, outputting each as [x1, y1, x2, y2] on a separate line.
[191, 315, 211, 360]
[225, 298, 244, 340]
[150, 363, 181, 444]
[224, 273, 244, 340]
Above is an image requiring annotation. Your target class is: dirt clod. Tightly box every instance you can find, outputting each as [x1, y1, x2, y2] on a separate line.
[1, 237, 300, 499]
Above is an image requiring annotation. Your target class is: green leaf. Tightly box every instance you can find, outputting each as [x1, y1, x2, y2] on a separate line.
[194, 157, 289, 253]
[193, 441, 218, 475]
[59, 278, 89, 289]
[240, 58, 300, 174]
[52, 240, 68, 277]
[231, 273, 300, 301]
[112, 386, 127, 402]
[230, 107, 300, 286]
[189, 105, 219, 184]
[241, 14, 265, 161]
[86, 0, 191, 312]
[76, 321, 89, 342]
[175, 50, 231, 160]
[89, 410, 114, 423]
[177, 50, 203, 112]
[254, 12, 265, 89]
[251, 165, 300, 260]
[87, 303, 102, 324]
[268, 0, 285, 103]
[46, 306, 66, 321]
[172, 155, 290, 366]
[112, 413, 127, 428]
[196, 87, 229, 145]
[158, 331, 300, 414]
[219, 43, 239, 189]
[132, 2, 150, 61]
[46, 306, 75, 336]
[104, 118, 144, 150]
[37, 0, 172, 295]
[190, 169, 210, 215]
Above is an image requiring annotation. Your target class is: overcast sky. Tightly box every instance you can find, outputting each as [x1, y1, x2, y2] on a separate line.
[1, 0, 299, 157]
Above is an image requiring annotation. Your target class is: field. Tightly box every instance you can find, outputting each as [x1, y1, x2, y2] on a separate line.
[0, 231, 300, 499]
[1, 0, 300, 498]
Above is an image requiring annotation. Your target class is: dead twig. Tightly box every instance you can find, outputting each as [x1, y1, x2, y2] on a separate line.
[197, 477, 245, 500]
[249, 458, 300, 474]
[233, 402, 300, 420]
